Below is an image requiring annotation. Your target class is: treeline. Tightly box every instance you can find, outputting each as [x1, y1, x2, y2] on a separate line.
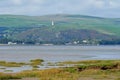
[0, 29, 120, 45]
[0, 38, 120, 45]
[99, 39, 120, 45]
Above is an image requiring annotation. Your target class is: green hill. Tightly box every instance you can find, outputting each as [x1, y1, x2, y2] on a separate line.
[0, 14, 120, 45]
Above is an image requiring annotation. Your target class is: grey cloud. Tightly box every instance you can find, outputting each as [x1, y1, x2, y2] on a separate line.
[0, 0, 120, 18]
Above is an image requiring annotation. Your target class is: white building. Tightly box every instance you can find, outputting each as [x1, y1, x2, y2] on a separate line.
[8, 42, 17, 45]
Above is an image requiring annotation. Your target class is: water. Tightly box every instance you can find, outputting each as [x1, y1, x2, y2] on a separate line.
[0, 45, 120, 72]
[0, 45, 120, 62]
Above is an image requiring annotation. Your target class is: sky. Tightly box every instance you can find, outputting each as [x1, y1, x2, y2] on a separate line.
[0, 0, 120, 18]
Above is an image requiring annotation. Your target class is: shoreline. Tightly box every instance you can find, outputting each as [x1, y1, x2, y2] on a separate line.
[0, 44, 120, 46]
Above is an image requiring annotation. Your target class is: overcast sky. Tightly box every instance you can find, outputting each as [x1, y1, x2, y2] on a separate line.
[0, 0, 120, 18]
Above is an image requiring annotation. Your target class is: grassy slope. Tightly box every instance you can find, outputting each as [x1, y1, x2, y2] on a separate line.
[0, 14, 120, 36]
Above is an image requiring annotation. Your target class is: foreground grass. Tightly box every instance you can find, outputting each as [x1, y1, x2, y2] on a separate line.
[0, 60, 120, 80]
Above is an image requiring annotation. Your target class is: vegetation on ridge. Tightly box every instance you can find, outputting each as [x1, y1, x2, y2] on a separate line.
[0, 14, 120, 45]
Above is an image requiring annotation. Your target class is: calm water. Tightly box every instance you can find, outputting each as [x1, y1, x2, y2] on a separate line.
[0, 45, 120, 62]
[0, 45, 120, 72]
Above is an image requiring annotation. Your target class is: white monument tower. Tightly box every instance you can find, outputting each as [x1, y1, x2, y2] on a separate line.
[52, 20, 54, 26]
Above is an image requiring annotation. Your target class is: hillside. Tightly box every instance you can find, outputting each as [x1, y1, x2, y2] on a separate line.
[0, 14, 120, 45]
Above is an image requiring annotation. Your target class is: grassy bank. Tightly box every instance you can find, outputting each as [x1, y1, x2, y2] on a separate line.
[0, 60, 120, 80]
[0, 61, 26, 67]
[0, 59, 44, 67]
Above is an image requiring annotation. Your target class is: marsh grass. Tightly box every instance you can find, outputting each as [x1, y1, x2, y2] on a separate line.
[30, 59, 44, 65]
[30, 59, 44, 68]
[59, 60, 120, 65]
[0, 61, 27, 67]
[0, 73, 21, 80]
[47, 62, 56, 66]
[0, 67, 6, 70]
[0, 60, 120, 80]
[0, 59, 44, 68]
[7, 69, 120, 80]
